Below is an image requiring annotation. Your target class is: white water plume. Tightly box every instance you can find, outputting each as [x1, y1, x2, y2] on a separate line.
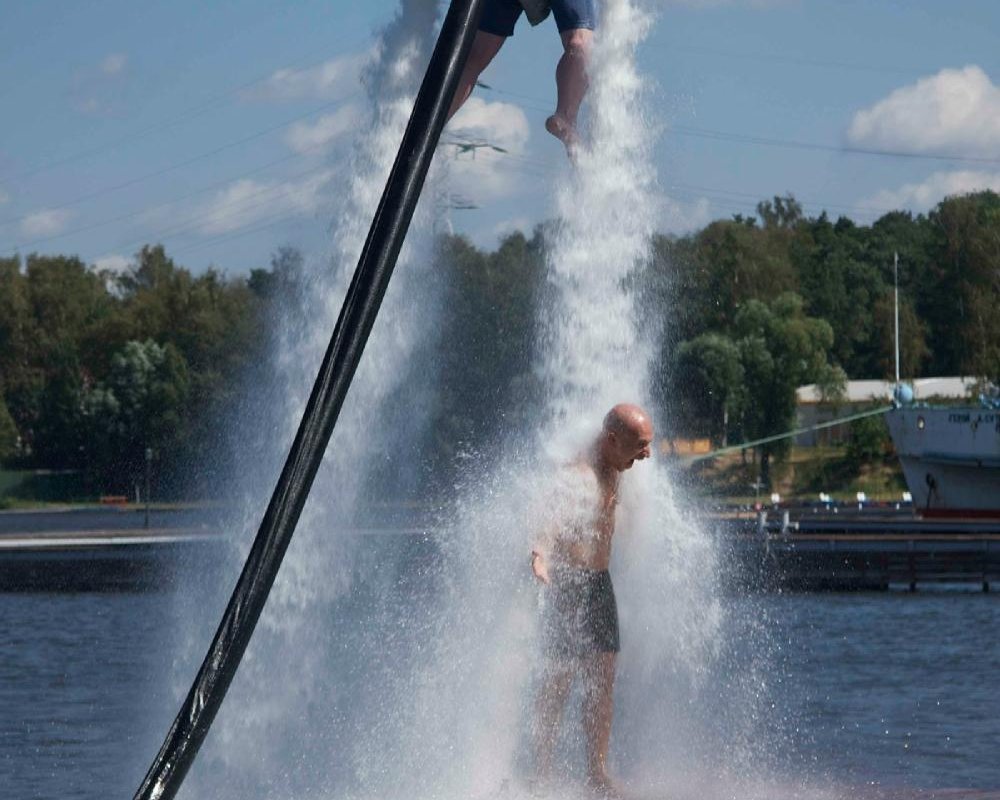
[322, 2, 732, 798]
[174, 1, 781, 798]
[539, 1, 656, 442]
[181, 2, 446, 796]
[534, 0, 729, 789]
[400, 0, 761, 795]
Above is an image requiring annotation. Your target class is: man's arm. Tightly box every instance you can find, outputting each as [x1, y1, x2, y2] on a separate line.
[531, 548, 550, 584]
[531, 515, 561, 584]
[531, 463, 594, 583]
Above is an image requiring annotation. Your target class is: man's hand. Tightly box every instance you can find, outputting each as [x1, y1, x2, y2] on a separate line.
[531, 551, 549, 584]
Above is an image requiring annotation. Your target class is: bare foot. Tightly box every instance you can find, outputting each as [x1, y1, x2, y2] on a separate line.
[586, 773, 626, 799]
[545, 113, 580, 157]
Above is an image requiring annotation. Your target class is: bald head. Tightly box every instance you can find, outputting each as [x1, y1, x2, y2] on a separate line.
[603, 403, 651, 437]
[599, 403, 654, 472]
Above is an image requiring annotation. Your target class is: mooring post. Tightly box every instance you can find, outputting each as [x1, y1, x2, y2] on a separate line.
[983, 539, 990, 593]
[908, 538, 916, 592]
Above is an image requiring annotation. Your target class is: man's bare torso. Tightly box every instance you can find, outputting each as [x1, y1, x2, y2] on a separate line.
[552, 461, 619, 571]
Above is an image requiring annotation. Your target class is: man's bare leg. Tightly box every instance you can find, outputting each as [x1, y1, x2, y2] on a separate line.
[533, 663, 574, 785]
[545, 28, 593, 152]
[581, 651, 618, 795]
[448, 30, 506, 120]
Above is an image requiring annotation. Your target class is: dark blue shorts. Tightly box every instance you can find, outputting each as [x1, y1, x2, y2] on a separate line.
[479, 0, 596, 37]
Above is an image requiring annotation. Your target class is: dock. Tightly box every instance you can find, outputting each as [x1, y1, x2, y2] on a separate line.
[4, 507, 1000, 593]
[0, 528, 225, 591]
[726, 509, 1000, 592]
[0, 512, 226, 591]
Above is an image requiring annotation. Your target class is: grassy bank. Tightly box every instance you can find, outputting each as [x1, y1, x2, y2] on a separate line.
[0, 470, 91, 509]
[683, 444, 907, 504]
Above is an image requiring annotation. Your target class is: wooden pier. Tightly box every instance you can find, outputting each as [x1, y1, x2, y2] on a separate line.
[0, 527, 225, 591]
[4, 508, 1000, 593]
[726, 510, 1000, 591]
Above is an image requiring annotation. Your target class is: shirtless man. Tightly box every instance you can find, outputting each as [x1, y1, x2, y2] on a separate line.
[448, 0, 595, 153]
[530, 403, 654, 795]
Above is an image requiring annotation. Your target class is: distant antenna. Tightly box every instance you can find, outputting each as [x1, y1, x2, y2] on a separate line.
[894, 251, 900, 384]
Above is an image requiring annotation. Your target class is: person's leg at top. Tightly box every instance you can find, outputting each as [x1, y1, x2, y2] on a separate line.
[448, 0, 521, 120]
[546, 0, 596, 151]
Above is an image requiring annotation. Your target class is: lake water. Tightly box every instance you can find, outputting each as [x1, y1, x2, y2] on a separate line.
[3, 551, 999, 799]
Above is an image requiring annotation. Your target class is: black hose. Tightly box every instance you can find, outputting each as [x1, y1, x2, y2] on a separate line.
[133, 2, 484, 797]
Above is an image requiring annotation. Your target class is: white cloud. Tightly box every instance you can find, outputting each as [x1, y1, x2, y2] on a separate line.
[865, 170, 1000, 212]
[446, 98, 532, 200]
[70, 52, 130, 114]
[285, 106, 360, 154]
[848, 66, 1000, 156]
[662, 195, 713, 233]
[244, 53, 365, 102]
[195, 170, 336, 235]
[101, 53, 127, 76]
[660, 0, 795, 8]
[0, 188, 9, 204]
[93, 253, 131, 273]
[20, 209, 73, 237]
[493, 217, 533, 241]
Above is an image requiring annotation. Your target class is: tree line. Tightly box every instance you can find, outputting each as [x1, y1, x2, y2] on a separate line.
[1, 191, 997, 497]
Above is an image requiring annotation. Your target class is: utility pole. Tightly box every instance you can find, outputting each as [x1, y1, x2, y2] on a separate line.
[434, 133, 507, 232]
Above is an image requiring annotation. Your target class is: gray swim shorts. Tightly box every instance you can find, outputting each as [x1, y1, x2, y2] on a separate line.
[541, 565, 620, 657]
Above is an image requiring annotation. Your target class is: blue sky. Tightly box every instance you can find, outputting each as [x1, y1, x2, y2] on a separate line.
[1, 0, 999, 275]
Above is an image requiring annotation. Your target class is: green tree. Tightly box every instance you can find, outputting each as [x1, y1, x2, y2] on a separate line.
[0, 256, 30, 384]
[757, 193, 804, 230]
[872, 292, 930, 379]
[0, 257, 37, 441]
[25, 253, 116, 363]
[688, 218, 799, 332]
[114, 245, 264, 490]
[248, 245, 305, 304]
[82, 340, 190, 491]
[673, 333, 744, 446]
[845, 412, 890, 469]
[734, 293, 843, 485]
[429, 230, 545, 478]
[0, 394, 18, 463]
[793, 213, 887, 377]
[31, 347, 86, 468]
[922, 191, 1000, 377]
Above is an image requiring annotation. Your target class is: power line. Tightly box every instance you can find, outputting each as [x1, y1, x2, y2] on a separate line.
[671, 124, 1000, 166]
[0, 93, 359, 231]
[6, 150, 311, 253]
[0, 35, 366, 186]
[105, 165, 333, 257]
[168, 210, 311, 258]
[667, 180, 894, 218]
[5, 79, 947, 261]
[671, 44, 916, 76]
[472, 80, 552, 114]
[475, 82, 1000, 166]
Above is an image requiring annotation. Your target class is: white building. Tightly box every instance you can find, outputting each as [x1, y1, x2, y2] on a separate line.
[794, 377, 978, 446]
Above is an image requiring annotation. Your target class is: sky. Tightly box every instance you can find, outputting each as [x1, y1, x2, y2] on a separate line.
[1, 0, 999, 275]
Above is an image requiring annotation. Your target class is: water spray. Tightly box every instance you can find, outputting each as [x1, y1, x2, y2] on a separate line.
[133, 3, 484, 797]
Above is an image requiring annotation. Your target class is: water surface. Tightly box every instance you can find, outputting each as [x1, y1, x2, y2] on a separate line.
[3, 580, 998, 798]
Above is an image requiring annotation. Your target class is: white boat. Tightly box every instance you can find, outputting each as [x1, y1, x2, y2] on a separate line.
[886, 402, 1000, 517]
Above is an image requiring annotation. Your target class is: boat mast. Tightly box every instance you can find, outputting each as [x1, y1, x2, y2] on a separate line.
[894, 251, 900, 385]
